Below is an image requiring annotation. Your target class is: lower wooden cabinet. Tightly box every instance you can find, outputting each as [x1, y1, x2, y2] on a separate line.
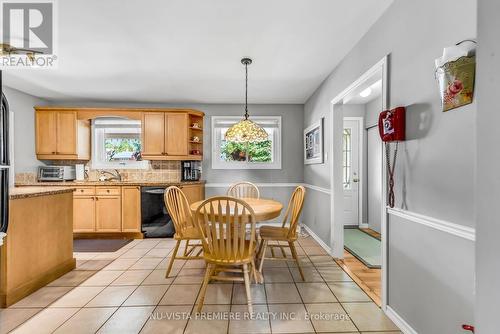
[180, 184, 205, 204]
[72, 184, 203, 235]
[121, 186, 141, 232]
[95, 195, 122, 232]
[73, 186, 125, 233]
[73, 196, 96, 232]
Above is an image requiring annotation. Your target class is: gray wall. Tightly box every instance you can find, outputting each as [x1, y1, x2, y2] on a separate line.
[3, 87, 49, 173]
[303, 0, 476, 333]
[476, 1, 500, 332]
[365, 95, 382, 127]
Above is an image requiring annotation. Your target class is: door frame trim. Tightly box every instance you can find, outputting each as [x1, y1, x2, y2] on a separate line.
[329, 55, 389, 310]
[343, 116, 364, 227]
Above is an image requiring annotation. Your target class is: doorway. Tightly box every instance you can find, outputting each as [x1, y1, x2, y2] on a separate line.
[330, 56, 389, 308]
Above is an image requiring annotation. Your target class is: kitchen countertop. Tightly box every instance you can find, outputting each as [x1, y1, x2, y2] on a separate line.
[15, 180, 206, 187]
[9, 186, 76, 200]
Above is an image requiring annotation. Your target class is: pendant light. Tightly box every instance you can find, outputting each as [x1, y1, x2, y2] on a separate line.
[225, 58, 268, 143]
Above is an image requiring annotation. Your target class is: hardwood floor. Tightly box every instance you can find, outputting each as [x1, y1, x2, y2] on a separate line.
[335, 228, 382, 306]
[359, 227, 381, 240]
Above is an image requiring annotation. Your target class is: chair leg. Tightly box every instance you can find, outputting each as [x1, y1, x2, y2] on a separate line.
[165, 239, 181, 278]
[258, 240, 268, 273]
[289, 241, 305, 281]
[243, 263, 253, 314]
[250, 258, 262, 284]
[183, 240, 190, 256]
[280, 244, 287, 258]
[270, 246, 276, 258]
[256, 239, 264, 262]
[197, 263, 213, 313]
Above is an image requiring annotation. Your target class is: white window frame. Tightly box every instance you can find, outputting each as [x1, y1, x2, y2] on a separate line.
[211, 116, 282, 170]
[90, 118, 149, 170]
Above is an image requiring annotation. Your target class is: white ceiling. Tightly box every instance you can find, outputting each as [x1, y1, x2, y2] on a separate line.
[4, 0, 393, 104]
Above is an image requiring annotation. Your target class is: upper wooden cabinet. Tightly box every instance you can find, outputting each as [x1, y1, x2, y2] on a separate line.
[35, 108, 90, 160]
[35, 107, 203, 161]
[142, 110, 202, 160]
[165, 113, 189, 156]
[142, 112, 165, 157]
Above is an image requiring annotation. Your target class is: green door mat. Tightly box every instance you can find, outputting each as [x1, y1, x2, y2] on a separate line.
[344, 228, 381, 268]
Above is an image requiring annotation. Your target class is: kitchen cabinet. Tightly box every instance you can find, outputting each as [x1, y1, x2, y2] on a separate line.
[121, 186, 141, 232]
[73, 196, 96, 232]
[165, 113, 188, 156]
[35, 108, 90, 160]
[34, 107, 203, 161]
[142, 111, 198, 160]
[73, 186, 123, 233]
[142, 112, 165, 157]
[95, 195, 122, 232]
[35, 110, 57, 155]
[181, 184, 205, 204]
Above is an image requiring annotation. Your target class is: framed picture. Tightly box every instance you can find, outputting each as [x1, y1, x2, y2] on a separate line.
[304, 118, 324, 164]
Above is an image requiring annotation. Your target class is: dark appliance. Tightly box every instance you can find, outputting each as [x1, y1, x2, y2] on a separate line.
[181, 161, 201, 181]
[141, 187, 175, 238]
[0, 71, 10, 239]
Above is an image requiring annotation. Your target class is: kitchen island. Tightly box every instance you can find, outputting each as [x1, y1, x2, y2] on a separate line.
[0, 187, 76, 307]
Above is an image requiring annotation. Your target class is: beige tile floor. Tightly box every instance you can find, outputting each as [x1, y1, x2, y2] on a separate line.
[0, 236, 401, 334]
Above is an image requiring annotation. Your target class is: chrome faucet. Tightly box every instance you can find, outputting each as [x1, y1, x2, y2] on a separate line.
[99, 169, 122, 182]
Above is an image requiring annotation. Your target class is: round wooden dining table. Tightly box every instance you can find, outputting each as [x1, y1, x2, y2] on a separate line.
[189, 197, 283, 222]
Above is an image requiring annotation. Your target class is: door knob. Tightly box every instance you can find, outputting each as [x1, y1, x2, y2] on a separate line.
[353, 178, 359, 182]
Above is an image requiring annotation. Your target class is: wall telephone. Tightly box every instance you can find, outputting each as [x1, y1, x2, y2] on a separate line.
[378, 107, 406, 208]
[378, 106, 406, 142]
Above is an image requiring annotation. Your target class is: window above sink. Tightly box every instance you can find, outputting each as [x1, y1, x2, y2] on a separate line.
[91, 117, 149, 170]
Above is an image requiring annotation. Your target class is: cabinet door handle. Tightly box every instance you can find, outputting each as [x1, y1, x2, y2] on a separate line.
[95, 197, 99, 201]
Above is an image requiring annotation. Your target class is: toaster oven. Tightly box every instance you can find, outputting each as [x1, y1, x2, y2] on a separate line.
[38, 166, 76, 182]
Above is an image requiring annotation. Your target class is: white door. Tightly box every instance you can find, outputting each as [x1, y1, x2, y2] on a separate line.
[343, 119, 360, 226]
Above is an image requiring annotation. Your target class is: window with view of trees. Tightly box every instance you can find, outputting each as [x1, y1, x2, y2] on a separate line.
[212, 116, 281, 169]
[92, 118, 148, 169]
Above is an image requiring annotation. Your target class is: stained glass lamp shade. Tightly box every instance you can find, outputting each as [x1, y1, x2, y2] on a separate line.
[225, 119, 268, 143]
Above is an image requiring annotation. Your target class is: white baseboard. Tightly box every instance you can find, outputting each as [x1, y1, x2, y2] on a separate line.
[301, 224, 332, 254]
[385, 306, 418, 334]
[358, 223, 369, 228]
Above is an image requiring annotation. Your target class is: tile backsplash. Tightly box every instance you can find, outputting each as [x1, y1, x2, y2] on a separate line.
[15, 161, 181, 183]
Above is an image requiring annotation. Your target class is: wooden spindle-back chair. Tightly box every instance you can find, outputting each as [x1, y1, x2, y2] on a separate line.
[257, 186, 306, 280]
[195, 196, 258, 313]
[163, 186, 203, 277]
[227, 181, 260, 199]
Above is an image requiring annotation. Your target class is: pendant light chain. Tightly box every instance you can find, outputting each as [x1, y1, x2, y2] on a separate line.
[244, 61, 249, 119]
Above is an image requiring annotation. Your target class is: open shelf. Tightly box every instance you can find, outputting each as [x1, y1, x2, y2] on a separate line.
[188, 113, 204, 158]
